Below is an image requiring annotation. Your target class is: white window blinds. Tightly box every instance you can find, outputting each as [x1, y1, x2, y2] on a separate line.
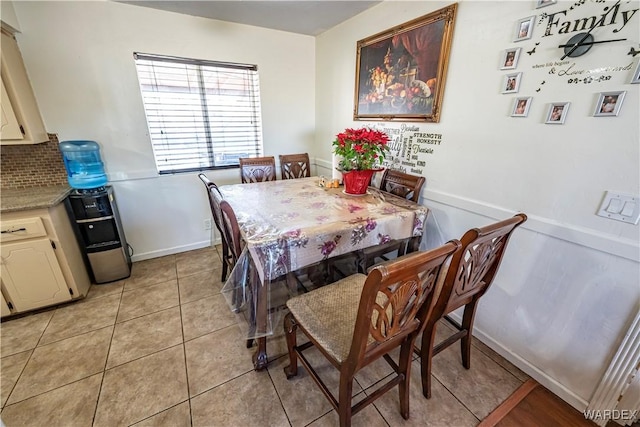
[134, 53, 263, 174]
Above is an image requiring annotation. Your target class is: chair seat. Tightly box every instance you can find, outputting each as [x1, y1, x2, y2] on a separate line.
[286, 273, 367, 363]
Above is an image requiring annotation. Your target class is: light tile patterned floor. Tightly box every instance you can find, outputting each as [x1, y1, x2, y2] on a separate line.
[0, 246, 528, 426]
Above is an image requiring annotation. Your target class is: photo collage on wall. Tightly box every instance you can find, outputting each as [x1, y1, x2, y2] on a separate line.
[500, 0, 638, 124]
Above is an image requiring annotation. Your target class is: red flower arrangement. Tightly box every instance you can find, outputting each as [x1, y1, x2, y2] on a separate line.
[332, 127, 390, 171]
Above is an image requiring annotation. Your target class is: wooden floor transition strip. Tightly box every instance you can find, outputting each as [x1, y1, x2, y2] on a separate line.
[478, 378, 539, 427]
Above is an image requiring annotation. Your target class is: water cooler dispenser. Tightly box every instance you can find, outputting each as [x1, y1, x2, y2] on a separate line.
[60, 140, 132, 284]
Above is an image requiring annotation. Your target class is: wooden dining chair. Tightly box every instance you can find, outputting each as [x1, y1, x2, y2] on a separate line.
[218, 200, 243, 275]
[198, 173, 230, 281]
[415, 213, 527, 399]
[283, 241, 461, 427]
[279, 153, 311, 180]
[239, 156, 276, 183]
[356, 170, 426, 273]
[379, 169, 426, 202]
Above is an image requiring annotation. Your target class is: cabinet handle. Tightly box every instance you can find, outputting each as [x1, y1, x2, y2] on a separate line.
[1, 227, 26, 234]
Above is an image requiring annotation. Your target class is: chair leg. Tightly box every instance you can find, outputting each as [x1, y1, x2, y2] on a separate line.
[285, 272, 299, 296]
[357, 251, 369, 274]
[398, 340, 413, 419]
[419, 324, 438, 399]
[398, 238, 411, 256]
[221, 241, 229, 281]
[338, 375, 354, 427]
[283, 312, 299, 379]
[221, 259, 229, 283]
[461, 301, 479, 370]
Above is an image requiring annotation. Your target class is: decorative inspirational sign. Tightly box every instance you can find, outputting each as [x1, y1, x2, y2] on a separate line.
[367, 123, 442, 176]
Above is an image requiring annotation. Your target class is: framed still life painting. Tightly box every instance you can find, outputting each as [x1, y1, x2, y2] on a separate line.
[353, 4, 458, 122]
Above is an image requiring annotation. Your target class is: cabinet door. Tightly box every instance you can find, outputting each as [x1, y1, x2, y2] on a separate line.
[0, 238, 71, 312]
[1, 77, 23, 140]
[0, 292, 11, 317]
[0, 31, 48, 145]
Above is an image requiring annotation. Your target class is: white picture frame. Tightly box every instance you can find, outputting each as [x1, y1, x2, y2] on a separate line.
[500, 47, 521, 70]
[536, 0, 557, 8]
[545, 102, 570, 124]
[502, 72, 522, 94]
[511, 97, 532, 117]
[514, 16, 535, 42]
[630, 61, 640, 84]
[593, 91, 626, 117]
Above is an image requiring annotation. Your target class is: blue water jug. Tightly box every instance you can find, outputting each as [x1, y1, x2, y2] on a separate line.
[59, 140, 108, 189]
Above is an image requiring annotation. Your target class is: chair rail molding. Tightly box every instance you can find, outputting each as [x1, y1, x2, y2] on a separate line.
[318, 156, 637, 261]
[422, 188, 638, 262]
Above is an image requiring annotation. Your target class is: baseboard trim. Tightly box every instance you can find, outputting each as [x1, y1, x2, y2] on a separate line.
[130, 238, 219, 262]
[448, 312, 590, 412]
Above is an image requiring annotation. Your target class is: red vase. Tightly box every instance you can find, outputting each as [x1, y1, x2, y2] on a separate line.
[342, 169, 377, 195]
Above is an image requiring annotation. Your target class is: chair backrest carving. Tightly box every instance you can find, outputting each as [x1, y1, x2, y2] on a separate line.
[438, 214, 527, 318]
[369, 275, 422, 342]
[379, 169, 426, 202]
[279, 153, 311, 180]
[239, 156, 276, 183]
[350, 241, 460, 364]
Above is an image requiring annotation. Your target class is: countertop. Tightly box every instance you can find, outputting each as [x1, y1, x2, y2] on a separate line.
[1, 185, 72, 213]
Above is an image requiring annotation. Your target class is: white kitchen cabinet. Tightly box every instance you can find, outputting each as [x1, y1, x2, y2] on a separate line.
[0, 292, 11, 317]
[0, 28, 48, 145]
[0, 202, 91, 316]
[1, 238, 70, 312]
[1, 77, 23, 139]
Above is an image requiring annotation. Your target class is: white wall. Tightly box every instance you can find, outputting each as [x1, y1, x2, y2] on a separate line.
[316, 0, 639, 411]
[0, 0, 20, 32]
[11, 0, 316, 259]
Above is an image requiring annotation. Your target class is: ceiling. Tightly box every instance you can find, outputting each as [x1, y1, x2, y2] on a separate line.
[118, 1, 381, 36]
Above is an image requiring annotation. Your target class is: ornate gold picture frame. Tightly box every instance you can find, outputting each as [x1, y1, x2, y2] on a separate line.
[353, 4, 458, 123]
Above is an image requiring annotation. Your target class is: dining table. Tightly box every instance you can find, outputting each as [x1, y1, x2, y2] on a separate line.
[218, 176, 429, 370]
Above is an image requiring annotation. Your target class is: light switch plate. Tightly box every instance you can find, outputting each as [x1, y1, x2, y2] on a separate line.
[597, 191, 640, 224]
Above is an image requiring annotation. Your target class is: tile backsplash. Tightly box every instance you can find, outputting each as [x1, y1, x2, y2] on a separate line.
[0, 133, 68, 190]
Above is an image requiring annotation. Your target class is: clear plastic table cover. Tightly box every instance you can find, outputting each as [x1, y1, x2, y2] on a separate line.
[220, 176, 429, 339]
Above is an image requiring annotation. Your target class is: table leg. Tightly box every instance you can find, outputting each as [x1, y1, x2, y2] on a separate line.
[407, 236, 421, 254]
[253, 337, 268, 370]
[252, 264, 270, 370]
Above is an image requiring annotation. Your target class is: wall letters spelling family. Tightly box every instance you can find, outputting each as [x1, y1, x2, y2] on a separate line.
[541, 2, 638, 36]
[527, 0, 639, 90]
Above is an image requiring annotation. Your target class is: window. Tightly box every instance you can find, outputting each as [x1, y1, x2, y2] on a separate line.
[134, 53, 263, 174]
